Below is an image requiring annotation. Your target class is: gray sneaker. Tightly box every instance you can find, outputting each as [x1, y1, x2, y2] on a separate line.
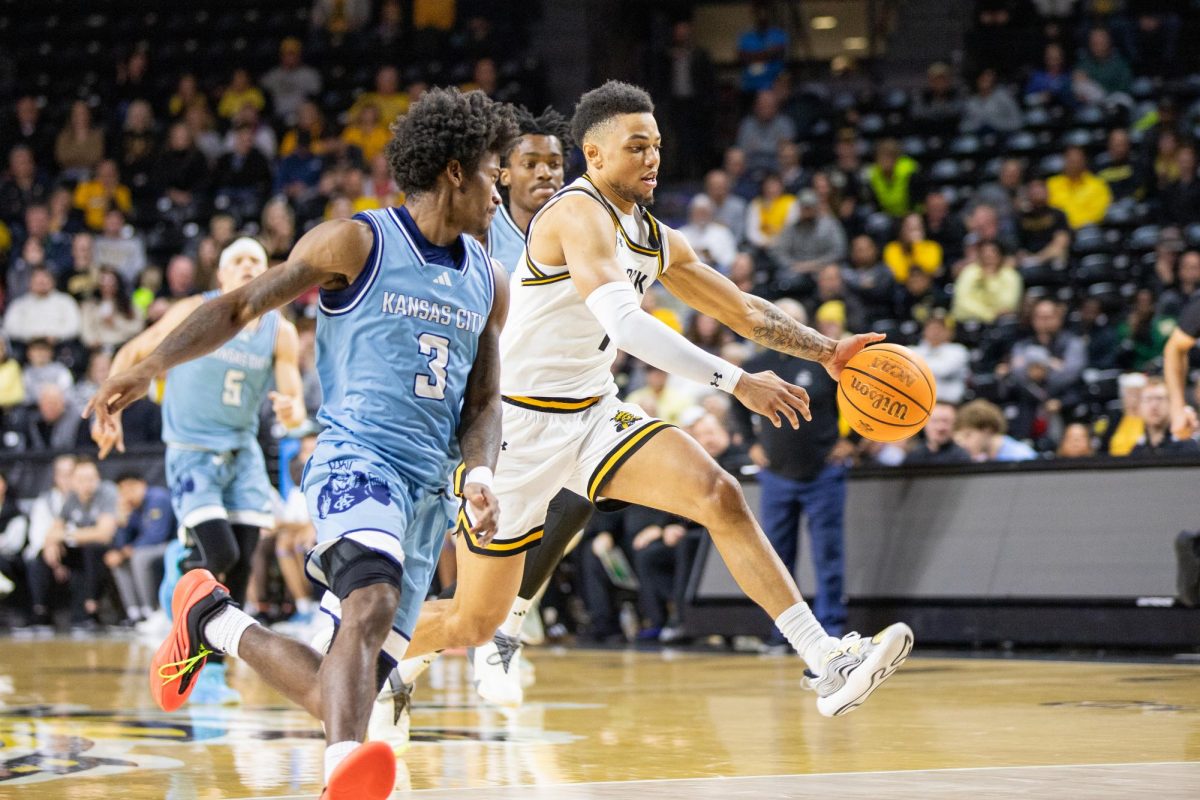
[368, 667, 413, 753]
[809, 623, 914, 717]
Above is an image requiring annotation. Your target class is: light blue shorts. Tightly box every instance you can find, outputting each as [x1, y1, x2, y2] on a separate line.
[165, 443, 275, 531]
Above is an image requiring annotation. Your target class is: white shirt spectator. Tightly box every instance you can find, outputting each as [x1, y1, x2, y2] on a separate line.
[912, 334, 970, 404]
[3, 270, 81, 343]
[94, 230, 147, 287]
[260, 41, 323, 126]
[679, 195, 738, 272]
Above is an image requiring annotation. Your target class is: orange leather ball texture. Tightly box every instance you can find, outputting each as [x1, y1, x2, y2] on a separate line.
[836, 343, 936, 443]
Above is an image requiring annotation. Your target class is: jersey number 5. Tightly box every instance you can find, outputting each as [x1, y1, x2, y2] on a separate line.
[415, 333, 450, 400]
[222, 369, 246, 406]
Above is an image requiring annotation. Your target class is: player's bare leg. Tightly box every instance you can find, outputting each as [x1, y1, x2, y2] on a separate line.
[601, 427, 913, 717]
[406, 547, 525, 657]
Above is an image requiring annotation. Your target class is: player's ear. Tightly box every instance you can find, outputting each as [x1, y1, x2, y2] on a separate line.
[499, 167, 511, 187]
[446, 159, 464, 187]
[583, 141, 601, 169]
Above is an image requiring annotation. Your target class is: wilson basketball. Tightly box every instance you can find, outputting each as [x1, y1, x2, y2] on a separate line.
[837, 343, 936, 442]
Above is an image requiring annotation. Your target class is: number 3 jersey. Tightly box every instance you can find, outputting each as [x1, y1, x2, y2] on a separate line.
[314, 206, 496, 492]
[161, 289, 280, 452]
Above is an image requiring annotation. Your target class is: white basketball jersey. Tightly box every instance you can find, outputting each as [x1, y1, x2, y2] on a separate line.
[499, 175, 670, 401]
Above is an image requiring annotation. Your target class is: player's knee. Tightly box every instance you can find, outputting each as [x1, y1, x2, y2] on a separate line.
[447, 608, 504, 647]
[696, 469, 746, 524]
[341, 583, 401, 636]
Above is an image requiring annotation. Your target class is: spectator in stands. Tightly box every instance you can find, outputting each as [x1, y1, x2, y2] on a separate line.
[1073, 295, 1120, 369]
[159, 254, 197, 302]
[213, 123, 273, 213]
[953, 398, 1038, 462]
[80, 268, 143, 349]
[974, 158, 1024, 228]
[23, 383, 89, 451]
[732, 299, 847, 641]
[1095, 128, 1144, 201]
[54, 101, 104, 181]
[0, 145, 50, 225]
[312, 0, 371, 45]
[1047, 146, 1112, 229]
[745, 173, 796, 249]
[1152, 128, 1182, 193]
[911, 62, 963, 135]
[260, 198, 297, 262]
[168, 73, 207, 120]
[1157, 250, 1200, 319]
[952, 240, 1022, 323]
[0, 337, 24, 412]
[183, 104, 222, 165]
[1118, 287, 1171, 371]
[868, 139, 921, 218]
[260, 38, 321, 127]
[1056, 422, 1095, 458]
[829, 129, 864, 220]
[1010, 298, 1087, 395]
[348, 66, 409, 127]
[0, 471, 28, 620]
[340, 103, 390, 163]
[769, 189, 846, 277]
[651, 20, 716, 181]
[702, 169, 747, 243]
[224, 105, 277, 159]
[735, 90, 795, 175]
[154, 123, 209, 217]
[841, 234, 895, 322]
[366, 0, 404, 51]
[46, 186, 82, 237]
[363, 154, 401, 208]
[998, 344, 1072, 447]
[912, 311, 970, 404]
[962, 67, 1023, 135]
[1159, 146, 1200, 228]
[1078, 27, 1133, 98]
[736, 1, 788, 94]
[93, 209, 146, 287]
[728, 252, 757, 294]
[22, 339, 71, 399]
[923, 190, 965, 266]
[723, 146, 757, 200]
[21, 455, 72, 627]
[28, 458, 115, 629]
[809, 264, 866, 333]
[7, 95, 54, 167]
[104, 472, 173, 624]
[894, 265, 948, 323]
[680, 195, 737, 273]
[72, 159, 132, 232]
[1129, 378, 1200, 457]
[462, 57, 500, 100]
[904, 402, 971, 464]
[19, 203, 72, 271]
[1025, 42, 1074, 108]
[276, 131, 324, 201]
[69, 349, 111, 410]
[63, 232, 98, 300]
[776, 141, 808, 195]
[626, 365, 692, 425]
[7, 238, 56, 302]
[217, 68, 266, 120]
[884, 212, 944, 282]
[279, 100, 329, 158]
[116, 100, 157, 204]
[1017, 178, 1072, 268]
[1094, 372, 1145, 456]
[4, 268, 81, 345]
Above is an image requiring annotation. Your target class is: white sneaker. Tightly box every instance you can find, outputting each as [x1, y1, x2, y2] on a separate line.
[472, 632, 524, 708]
[0, 571, 13, 599]
[810, 623, 914, 717]
[368, 667, 412, 754]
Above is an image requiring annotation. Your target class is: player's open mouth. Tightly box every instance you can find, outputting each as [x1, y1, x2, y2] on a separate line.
[641, 175, 657, 188]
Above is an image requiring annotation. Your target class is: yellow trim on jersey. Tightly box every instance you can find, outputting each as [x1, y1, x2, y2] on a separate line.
[520, 272, 572, 286]
[580, 174, 663, 258]
[645, 212, 666, 277]
[587, 420, 672, 502]
[452, 462, 466, 497]
[457, 507, 545, 553]
[503, 394, 602, 413]
[524, 252, 548, 279]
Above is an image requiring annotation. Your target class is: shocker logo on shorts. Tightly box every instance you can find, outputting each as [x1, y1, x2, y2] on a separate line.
[611, 410, 643, 432]
[316, 463, 392, 519]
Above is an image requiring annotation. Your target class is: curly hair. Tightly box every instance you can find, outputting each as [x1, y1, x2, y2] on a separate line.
[509, 105, 574, 156]
[386, 87, 518, 194]
[570, 80, 654, 146]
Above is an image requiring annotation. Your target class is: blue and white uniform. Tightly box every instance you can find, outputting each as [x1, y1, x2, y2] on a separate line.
[162, 291, 279, 530]
[303, 206, 495, 661]
[485, 204, 525, 275]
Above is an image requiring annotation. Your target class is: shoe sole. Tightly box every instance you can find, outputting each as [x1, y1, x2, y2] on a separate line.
[321, 740, 395, 800]
[150, 569, 222, 713]
[817, 623, 914, 718]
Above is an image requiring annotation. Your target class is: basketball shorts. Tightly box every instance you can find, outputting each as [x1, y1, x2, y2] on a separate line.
[456, 393, 674, 557]
[301, 439, 455, 661]
[165, 443, 275, 532]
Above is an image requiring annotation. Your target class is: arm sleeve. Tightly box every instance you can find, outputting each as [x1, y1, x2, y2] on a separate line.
[585, 281, 743, 393]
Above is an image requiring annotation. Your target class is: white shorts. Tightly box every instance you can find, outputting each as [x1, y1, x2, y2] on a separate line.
[453, 393, 674, 557]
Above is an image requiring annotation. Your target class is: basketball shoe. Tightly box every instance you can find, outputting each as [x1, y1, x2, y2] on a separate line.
[368, 667, 413, 754]
[471, 632, 524, 707]
[808, 623, 913, 717]
[321, 740, 395, 800]
[150, 569, 234, 712]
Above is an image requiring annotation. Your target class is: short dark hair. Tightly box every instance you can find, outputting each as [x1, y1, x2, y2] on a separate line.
[570, 81, 654, 146]
[509, 105, 573, 157]
[116, 470, 146, 484]
[385, 87, 518, 195]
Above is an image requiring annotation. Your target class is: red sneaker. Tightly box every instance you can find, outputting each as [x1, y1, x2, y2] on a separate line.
[149, 569, 232, 712]
[320, 741, 396, 800]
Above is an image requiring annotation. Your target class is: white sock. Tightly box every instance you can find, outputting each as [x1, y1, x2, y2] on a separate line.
[296, 596, 316, 614]
[324, 740, 359, 783]
[498, 597, 533, 638]
[775, 602, 839, 671]
[398, 651, 440, 684]
[202, 605, 258, 659]
[140, 605, 154, 620]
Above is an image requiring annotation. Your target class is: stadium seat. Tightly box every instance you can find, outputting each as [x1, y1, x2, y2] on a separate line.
[1072, 226, 1111, 255]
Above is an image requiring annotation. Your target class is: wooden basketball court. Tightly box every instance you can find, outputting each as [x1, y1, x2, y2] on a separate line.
[0, 636, 1196, 798]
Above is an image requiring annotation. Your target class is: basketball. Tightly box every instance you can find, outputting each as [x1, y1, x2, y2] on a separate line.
[837, 343, 936, 443]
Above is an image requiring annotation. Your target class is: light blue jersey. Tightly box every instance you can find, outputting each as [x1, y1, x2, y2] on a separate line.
[486, 204, 525, 274]
[161, 291, 280, 452]
[314, 206, 496, 492]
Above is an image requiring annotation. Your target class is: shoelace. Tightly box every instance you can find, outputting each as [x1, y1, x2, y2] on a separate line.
[486, 635, 519, 672]
[158, 646, 213, 686]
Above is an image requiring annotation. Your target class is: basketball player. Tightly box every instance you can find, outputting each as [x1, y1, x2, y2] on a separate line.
[85, 88, 516, 799]
[387, 106, 593, 720]
[1163, 294, 1200, 439]
[95, 237, 306, 705]
[403, 81, 913, 718]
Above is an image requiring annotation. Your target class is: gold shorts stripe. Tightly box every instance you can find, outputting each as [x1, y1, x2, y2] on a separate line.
[502, 395, 602, 413]
[452, 462, 466, 497]
[457, 509, 544, 556]
[520, 272, 572, 286]
[587, 420, 673, 502]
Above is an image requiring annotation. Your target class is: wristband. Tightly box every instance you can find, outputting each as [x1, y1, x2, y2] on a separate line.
[465, 466, 494, 489]
[713, 365, 744, 394]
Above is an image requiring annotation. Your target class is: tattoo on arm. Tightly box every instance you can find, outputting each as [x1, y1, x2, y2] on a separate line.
[748, 299, 837, 363]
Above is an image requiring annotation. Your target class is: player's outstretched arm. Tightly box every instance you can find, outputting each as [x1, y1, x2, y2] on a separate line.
[269, 319, 308, 430]
[84, 219, 371, 426]
[659, 227, 884, 380]
[456, 260, 510, 543]
[1164, 326, 1198, 438]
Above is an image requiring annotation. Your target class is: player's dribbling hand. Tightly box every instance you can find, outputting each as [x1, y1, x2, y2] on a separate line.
[269, 391, 306, 429]
[734, 370, 811, 429]
[1171, 406, 1198, 440]
[822, 332, 887, 380]
[83, 366, 154, 457]
[463, 483, 500, 544]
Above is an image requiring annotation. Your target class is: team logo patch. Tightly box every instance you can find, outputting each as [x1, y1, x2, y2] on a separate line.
[316, 463, 392, 519]
[611, 410, 642, 432]
[170, 475, 195, 504]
